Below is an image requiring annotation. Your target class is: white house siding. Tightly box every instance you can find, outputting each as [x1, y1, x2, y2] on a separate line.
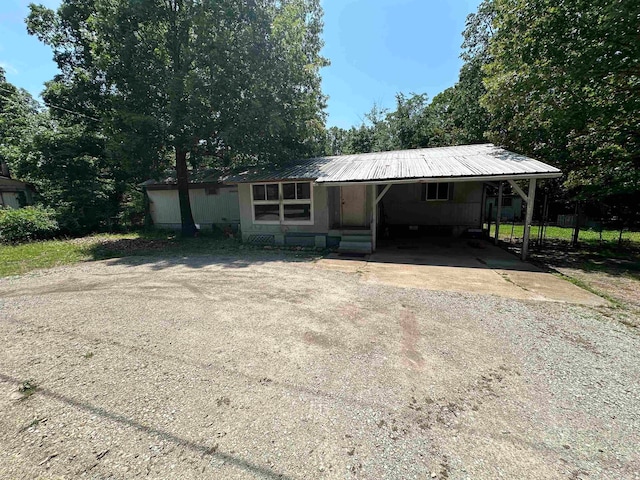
[381, 182, 483, 232]
[238, 182, 331, 247]
[147, 186, 240, 229]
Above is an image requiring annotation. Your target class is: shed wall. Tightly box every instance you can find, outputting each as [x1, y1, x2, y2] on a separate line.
[147, 186, 240, 229]
[0, 192, 22, 209]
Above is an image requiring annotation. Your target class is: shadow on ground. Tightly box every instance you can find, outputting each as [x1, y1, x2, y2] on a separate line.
[82, 236, 322, 271]
[0, 372, 293, 479]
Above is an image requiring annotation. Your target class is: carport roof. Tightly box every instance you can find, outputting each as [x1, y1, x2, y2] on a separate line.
[226, 143, 562, 184]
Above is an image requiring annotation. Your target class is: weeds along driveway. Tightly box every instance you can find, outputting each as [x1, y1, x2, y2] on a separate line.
[0, 254, 639, 479]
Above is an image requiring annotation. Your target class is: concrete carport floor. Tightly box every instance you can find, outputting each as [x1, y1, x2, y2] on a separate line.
[315, 239, 606, 306]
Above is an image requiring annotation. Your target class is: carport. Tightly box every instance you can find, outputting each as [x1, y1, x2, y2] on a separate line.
[314, 144, 562, 259]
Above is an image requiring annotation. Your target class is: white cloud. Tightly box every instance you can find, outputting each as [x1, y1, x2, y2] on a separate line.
[0, 62, 19, 75]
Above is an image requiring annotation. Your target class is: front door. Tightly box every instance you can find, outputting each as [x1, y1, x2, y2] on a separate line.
[341, 185, 367, 227]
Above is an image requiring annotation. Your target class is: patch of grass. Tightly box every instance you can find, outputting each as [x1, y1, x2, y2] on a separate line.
[0, 239, 93, 277]
[18, 379, 38, 399]
[490, 224, 640, 246]
[19, 417, 46, 432]
[83, 351, 94, 359]
[552, 272, 622, 308]
[0, 230, 326, 278]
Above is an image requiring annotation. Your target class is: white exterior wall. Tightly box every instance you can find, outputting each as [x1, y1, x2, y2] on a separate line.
[147, 186, 240, 229]
[381, 182, 483, 228]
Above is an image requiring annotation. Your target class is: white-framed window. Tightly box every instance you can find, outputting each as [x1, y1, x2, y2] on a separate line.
[251, 181, 313, 225]
[422, 182, 451, 201]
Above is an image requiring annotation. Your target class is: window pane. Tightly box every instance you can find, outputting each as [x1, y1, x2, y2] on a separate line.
[266, 184, 279, 200]
[437, 183, 449, 200]
[283, 183, 296, 200]
[427, 183, 437, 200]
[252, 184, 265, 201]
[284, 204, 311, 222]
[254, 204, 280, 221]
[296, 182, 311, 199]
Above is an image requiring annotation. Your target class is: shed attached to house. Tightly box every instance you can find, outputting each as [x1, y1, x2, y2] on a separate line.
[226, 143, 562, 259]
[0, 175, 34, 209]
[143, 178, 240, 231]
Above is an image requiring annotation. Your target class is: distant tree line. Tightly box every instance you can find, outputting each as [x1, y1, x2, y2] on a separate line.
[0, 0, 638, 238]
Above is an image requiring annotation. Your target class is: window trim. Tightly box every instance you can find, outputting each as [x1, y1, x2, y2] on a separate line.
[251, 181, 314, 225]
[423, 182, 451, 202]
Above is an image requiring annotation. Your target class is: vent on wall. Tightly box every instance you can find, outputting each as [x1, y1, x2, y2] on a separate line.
[246, 234, 275, 245]
[205, 186, 219, 195]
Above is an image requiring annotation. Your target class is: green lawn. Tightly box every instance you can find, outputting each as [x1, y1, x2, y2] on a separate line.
[0, 231, 318, 278]
[490, 224, 640, 245]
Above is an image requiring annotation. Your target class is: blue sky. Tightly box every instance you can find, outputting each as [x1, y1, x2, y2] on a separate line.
[0, 0, 481, 129]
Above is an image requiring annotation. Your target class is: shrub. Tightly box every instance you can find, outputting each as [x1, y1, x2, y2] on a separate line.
[0, 206, 59, 244]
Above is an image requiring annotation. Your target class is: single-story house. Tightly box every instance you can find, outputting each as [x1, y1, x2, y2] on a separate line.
[142, 172, 240, 231]
[0, 175, 34, 209]
[226, 144, 562, 259]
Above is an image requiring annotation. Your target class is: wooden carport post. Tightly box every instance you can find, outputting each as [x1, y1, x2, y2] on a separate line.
[494, 182, 503, 245]
[507, 178, 537, 260]
[371, 184, 392, 252]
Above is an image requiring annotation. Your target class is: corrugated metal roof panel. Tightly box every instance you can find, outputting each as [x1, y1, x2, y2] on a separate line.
[225, 144, 562, 184]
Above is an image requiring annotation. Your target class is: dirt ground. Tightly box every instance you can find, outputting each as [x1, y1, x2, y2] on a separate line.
[1, 253, 639, 479]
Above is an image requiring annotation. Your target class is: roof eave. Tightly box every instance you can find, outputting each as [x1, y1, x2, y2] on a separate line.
[315, 171, 562, 186]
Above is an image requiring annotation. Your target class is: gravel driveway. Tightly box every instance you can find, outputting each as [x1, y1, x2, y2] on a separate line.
[0, 253, 639, 479]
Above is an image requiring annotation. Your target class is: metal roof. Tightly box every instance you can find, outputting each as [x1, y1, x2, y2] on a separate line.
[226, 144, 562, 184]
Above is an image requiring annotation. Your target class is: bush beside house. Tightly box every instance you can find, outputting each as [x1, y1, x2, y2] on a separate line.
[0, 206, 59, 244]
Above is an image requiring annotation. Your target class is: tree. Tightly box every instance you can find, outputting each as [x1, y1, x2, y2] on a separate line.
[18, 122, 118, 234]
[482, 0, 640, 205]
[0, 67, 41, 176]
[28, 0, 327, 236]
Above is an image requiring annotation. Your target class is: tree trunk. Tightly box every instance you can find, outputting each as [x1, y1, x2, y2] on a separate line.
[175, 147, 198, 237]
[571, 202, 580, 247]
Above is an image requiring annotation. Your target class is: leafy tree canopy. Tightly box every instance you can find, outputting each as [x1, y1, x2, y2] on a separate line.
[482, 0, 639, 200]
[27, 0, 328, 235]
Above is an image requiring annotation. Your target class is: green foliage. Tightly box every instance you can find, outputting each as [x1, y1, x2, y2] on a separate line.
[117, 187, 147, 228]
[483, 0, 640, 202]
[0, 67, 43, 174]
[0, 232, 323, 277]
[0, 205, 59, 244]
[27, 0, 328, 236]
[17, 123, 118, 235]
[18, 379, 38, 399]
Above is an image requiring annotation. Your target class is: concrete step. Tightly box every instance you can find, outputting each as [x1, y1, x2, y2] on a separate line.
[338, 241, 372, 254]
[341, 234, 372, 243]
[328, 229, 371, 237]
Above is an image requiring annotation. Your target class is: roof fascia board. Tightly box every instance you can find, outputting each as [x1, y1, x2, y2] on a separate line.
[316, 172, 561, 186]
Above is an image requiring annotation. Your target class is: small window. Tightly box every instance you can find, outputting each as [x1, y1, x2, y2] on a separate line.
[284, 204, 311, 221]
[254, 204, 280, 221]
[253, 183, 279, 202]
[296, 182, 311, 200]
[283, 183, 296, 200]
[266, 184, 279, 200]
[423, 182, 451, 201]
[502, 197, 513, 207]
[252, 184, 266, 201]
[282, 182, 310, 200]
